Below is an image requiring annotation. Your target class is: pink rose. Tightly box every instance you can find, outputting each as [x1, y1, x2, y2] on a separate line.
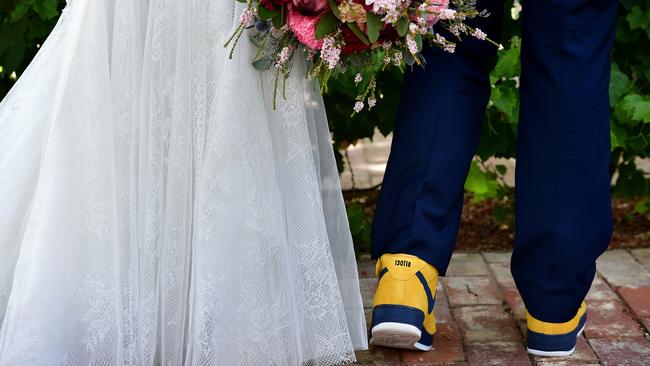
[292, 0, 330, 16]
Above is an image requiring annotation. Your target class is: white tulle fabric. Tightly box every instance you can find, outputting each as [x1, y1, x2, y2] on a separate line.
[0, 0, 368, 364]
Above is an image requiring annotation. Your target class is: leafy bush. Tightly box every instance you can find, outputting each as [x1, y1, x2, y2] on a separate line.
[473, 0, 650, 215]
[0, 0, 62, 97]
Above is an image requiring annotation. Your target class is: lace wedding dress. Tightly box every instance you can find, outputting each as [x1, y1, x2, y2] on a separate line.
[0, 0, 368, 364]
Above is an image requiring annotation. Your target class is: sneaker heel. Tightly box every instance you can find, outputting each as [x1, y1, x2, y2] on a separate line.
[371, 305, 426, 350]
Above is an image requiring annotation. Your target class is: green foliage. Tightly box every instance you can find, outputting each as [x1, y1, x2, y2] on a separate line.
[346, 202, 373, 253]
[464, 161, 499, 201]
[610, 0, 650, 202]
[0, 0, 64, 97]
[315, 12, 338, 40]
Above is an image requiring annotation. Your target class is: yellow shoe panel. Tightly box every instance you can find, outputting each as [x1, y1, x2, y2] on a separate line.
[527, 302, 587, 335]
[372, 253, 439, 334]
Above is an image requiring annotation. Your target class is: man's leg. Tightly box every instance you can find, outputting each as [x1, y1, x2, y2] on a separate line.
[372, 0, 504, 275]
[513, 0, 618, 355]
[370, 0, 504, 351]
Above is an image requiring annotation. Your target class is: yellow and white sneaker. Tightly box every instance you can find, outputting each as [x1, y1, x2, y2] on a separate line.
[526, 302, 588, 357]
[370, 253, 438, 351]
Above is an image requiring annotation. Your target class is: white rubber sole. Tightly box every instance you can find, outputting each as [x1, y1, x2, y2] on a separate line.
[370, 322, 432, 351]
[526, 322, 586, 357]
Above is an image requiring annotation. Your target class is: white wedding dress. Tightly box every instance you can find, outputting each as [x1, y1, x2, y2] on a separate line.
[0, 0, 367, 365]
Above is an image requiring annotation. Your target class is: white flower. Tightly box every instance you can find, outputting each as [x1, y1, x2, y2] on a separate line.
[472, 28, 487, 40]
[366, 0, 401, 14]
[406, 34, 418, 55]
[511, 0, 522, 20]
[439, 9, 456, 20]
[354, 101, 365, 113]
[393, 51, 403, 66]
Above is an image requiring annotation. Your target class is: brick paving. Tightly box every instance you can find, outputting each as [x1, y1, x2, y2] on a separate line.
[355, 249, 650, 365]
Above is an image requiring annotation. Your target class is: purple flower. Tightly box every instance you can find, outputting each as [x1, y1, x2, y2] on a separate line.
[255, 20, 271, 34]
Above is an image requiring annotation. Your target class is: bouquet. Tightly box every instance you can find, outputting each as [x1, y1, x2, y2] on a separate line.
[226, 0, 498, 114]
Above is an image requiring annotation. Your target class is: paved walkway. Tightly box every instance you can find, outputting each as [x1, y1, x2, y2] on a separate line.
[355, 249, 650, 365]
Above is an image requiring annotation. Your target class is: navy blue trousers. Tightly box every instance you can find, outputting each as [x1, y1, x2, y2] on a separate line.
[372, 0, 618, 323]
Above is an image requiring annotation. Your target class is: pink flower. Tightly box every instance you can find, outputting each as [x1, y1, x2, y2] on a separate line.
[472, 28, 487, 40]
[438, 8, 456, 20]
[321, 36, 342, 68]
[286, 0, 332, 50]
[276, 45, 296, 68]
[287, 6, 325, 49]
[449, 23, 465, 36]
[240, 9, 255, 26]
[292, 0, 330, 16]
[426, 0, 449, 13]
[420, 0, 450, 26]
[354, 101, 365, 113]
[406, 34, 418, 54]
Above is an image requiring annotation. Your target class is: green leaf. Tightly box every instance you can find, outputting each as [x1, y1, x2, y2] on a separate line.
[252, 57, 273, 71]
[414, 33, 423, 52]
[346, 23, 370, 45]
[622, 94, 650, 123]
[346, 203, 366, 236]
[315, 12, 338, 40]
[328, 0, 342, 19]
[609, 63, 632, 105]
[33, 0, 60, 20]
[490, 84, 518, 122]
[10, 3, 30, 21]
[258, 6, 280, 20]
[464, 161, 499, 202]
[490, 37, 520, 83]
[634, 197, 649, 214]
[273, 11, 285, 28]
[626, 6, 650, 30]
[610, 121, 628, 150]
[366, 12, 382, 44]
[395, 17, 409, 37]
